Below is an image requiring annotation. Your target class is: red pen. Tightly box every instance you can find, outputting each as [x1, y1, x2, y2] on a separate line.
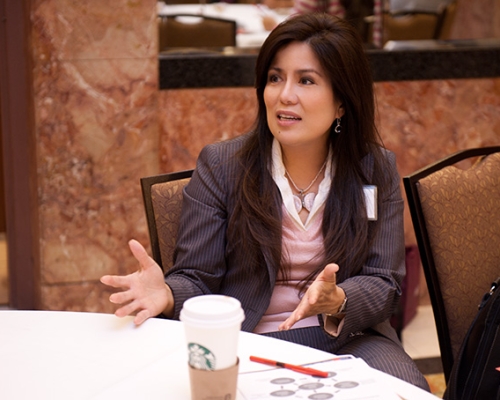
[250, 355, 329, 378]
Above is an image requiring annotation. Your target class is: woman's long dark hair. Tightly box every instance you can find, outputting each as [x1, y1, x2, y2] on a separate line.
[228, 13, 388, 285]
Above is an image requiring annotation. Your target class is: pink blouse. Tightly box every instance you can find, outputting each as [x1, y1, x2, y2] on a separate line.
[253, 205, 325, 333]
[253, 140, 344, 335]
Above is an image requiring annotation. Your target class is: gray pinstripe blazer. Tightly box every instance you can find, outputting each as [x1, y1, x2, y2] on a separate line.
[165, 133, 405, 346]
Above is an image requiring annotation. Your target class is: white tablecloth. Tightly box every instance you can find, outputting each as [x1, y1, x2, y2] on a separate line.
[0, 310, 439, 399]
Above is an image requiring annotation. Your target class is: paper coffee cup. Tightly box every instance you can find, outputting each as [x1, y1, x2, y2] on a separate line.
[180, 295, 245, 371]
[188, 359, 240, 400]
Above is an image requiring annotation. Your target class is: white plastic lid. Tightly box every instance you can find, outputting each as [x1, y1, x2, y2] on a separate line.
[180, 295, 245, 329]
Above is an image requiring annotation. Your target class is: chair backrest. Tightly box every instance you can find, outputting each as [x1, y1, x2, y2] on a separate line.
[435, 1, 458, 40]
[141, 170, 194, 270]
[163, 0, 199, 4]
[403, 147, 500, 382]
[382, 11, 440, 44]
[158, 14, 236, 51]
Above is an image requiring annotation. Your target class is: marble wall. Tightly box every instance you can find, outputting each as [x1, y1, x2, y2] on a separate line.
[31, 0, 159, 312]
[159, 88, 258, 172]
[29, 0, 500, 313]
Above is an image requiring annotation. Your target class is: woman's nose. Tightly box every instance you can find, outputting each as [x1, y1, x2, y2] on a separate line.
[279, 81, 297, 105]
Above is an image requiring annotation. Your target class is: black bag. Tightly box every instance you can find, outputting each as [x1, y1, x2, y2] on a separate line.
[444, 277, 500, 400]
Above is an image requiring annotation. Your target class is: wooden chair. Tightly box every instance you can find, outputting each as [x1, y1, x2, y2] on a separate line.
[162, 0, 199, 4]
[382, 11, 441, 45]
[141, 170, 194, 270]
[435, 1, 458, 40]
[158, 14, 237, 51]
[403, 147, 500, 382]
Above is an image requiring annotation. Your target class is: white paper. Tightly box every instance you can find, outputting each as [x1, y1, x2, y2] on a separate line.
[238, 355, 401, 399]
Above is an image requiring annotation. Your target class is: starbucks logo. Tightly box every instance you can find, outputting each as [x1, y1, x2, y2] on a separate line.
[187, 343, 216, 370]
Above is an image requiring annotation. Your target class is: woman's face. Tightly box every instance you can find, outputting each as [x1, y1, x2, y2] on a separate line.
[264, 41, 344, 152]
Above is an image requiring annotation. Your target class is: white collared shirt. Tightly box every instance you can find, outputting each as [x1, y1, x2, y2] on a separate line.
[270, 138, 333, 230]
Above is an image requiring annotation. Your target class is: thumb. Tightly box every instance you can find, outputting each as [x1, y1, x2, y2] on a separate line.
[317, 263, 339, 283]
[128, 239, 156, 270]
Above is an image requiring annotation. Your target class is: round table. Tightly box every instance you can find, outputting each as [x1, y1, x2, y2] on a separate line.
[0, 310, 438, 399]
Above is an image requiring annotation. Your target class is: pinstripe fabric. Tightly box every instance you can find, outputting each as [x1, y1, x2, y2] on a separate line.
[164, 133, 428, 390]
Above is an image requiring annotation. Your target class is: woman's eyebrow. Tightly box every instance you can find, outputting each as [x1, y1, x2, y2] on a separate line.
[297, 68, 322, 76]
[268, 66, 322, 76]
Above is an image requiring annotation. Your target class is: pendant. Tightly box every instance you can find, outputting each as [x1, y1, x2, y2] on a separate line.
[293, 192, 316, 213]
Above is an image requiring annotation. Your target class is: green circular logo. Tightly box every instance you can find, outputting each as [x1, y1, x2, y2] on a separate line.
[188, 343, 216, 370]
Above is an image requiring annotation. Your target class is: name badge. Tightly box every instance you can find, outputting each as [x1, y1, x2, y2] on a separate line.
[363, 185, 377, 221]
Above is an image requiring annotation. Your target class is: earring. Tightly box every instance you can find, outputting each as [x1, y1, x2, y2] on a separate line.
[334, 118, 342, 133]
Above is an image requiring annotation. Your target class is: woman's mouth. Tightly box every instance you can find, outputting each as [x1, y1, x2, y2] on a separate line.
[278, 114, 301, 121]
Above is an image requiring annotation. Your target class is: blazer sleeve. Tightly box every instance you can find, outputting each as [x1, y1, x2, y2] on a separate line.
[165, 142, 232, 320]
[334, 149, 406, 342]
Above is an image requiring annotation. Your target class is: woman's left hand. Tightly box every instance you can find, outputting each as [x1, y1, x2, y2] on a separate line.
[278, 263, 345, 330]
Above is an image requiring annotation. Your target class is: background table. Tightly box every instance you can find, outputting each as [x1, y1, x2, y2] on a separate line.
[0, 310, 438, 399]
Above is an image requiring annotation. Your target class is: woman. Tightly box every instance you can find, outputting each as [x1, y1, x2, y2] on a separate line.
[101, 13, 429, 390]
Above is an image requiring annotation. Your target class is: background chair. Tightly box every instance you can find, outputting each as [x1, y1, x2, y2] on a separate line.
[141, 170, 193, 270]
[404, 146, 500, 382]
[382, 11, 440, 44]
[158, 14, 237, 51]
[434, 1, 458, 40]
[162, 0, 200, 4]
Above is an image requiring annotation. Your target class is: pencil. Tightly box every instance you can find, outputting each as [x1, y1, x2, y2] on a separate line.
[249, 355, 329, 378]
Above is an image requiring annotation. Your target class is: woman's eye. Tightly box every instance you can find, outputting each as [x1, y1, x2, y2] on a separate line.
[300, 77, 314, 85]
[268, 74, 280, 83]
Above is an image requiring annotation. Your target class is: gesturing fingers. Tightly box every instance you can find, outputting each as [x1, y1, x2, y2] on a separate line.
[109, 289, 136, 305]
[100, 274, 133, 290]
[100, 239, 170, 325]
[134, 309, 152, 326]
[114, 299, 141, 319]
[278, 296, 310, 331]
[303, 263, 338, 304]
[128, 239, 158, 271]
[315, 263, 339, 284]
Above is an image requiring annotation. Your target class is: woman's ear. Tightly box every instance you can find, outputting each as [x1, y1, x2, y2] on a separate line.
[337, 104, 345, 119]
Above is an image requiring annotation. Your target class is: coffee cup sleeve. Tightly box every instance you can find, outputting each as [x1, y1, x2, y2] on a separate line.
[188, 358, 239, 400]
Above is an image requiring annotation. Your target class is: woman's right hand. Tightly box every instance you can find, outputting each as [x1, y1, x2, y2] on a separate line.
[100, 239, 174, 326]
